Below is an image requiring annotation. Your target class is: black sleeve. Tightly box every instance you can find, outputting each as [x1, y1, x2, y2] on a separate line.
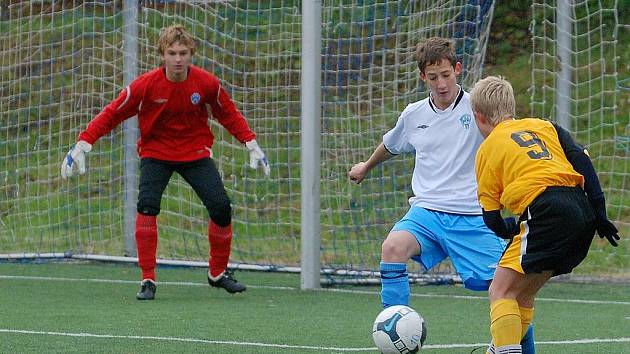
[482, 209, 519, 239]
[553, 123, 604, 205]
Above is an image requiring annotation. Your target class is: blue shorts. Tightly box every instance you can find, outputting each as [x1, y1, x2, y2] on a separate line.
[391, 206, 507, 291]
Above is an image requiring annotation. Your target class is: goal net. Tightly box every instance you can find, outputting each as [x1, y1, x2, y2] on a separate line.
[530, 0, 628, 278]
[2, 0, 491, 280]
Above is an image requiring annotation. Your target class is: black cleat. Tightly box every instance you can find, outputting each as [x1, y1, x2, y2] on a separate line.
[136, 279, 156, 300]
[207, 270, 246, 293]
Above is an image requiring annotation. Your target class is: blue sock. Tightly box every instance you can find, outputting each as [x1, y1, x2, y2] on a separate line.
[380, 262, 409, 308]
[520, 324, 535, 354]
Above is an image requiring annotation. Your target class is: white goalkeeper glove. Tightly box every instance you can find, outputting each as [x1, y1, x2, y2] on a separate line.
[245, 140, 270, 177]
[61, 140, 92, 179]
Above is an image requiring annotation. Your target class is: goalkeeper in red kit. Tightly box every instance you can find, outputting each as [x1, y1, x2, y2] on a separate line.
[60, 24, 270, 300]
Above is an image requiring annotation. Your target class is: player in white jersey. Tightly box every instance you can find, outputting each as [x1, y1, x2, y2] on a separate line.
[348, 37, 536, 353]
[384, 87, 480, 214]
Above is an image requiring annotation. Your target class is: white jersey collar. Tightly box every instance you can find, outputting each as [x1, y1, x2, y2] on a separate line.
[428, 85, 464, 113]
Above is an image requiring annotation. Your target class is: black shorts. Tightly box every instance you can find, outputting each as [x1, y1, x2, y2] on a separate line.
[137, 157, 231, 225]
[500, 186, 596, 276]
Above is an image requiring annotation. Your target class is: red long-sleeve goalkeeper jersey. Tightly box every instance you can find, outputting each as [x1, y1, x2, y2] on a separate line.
[78, 65, 255, 162]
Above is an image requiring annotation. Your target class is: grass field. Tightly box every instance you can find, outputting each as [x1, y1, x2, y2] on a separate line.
[1, 261, 629, 354]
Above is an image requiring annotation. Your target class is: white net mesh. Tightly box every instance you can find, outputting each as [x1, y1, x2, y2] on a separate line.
[2, 0, 491, 276]
[530, 0, 629, 277]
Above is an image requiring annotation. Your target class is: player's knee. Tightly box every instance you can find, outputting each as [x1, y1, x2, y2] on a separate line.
[488, 281, 513, 301]
[516, 295, 536, 309]
[137, 201, 160, 216]
[381, 237, 410, 262]
[488, 282, 499, 300]
[207, 197, 232, 227]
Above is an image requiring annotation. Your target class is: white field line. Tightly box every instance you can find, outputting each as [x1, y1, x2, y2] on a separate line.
[0, 329, 374, 352]
[0, 329, 629, 352]
[1, 274, 628, 306]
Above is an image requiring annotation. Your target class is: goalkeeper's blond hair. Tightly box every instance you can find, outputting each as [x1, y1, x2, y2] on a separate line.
[157, 24, 196, 55]
[470, 76, 516, 125]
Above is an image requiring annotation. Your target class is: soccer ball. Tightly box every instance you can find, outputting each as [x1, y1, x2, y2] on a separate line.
[372, 305, 427, 354]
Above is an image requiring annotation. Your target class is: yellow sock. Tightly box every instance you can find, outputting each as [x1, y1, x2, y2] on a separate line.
[490, 299, 522, 347]
[520, 306, 534, 339]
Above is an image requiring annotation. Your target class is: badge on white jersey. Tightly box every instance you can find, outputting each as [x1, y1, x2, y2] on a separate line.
[459, 114, 472, 129]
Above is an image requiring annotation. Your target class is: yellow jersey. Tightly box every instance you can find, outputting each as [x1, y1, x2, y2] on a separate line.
[475, 118, 584, 215]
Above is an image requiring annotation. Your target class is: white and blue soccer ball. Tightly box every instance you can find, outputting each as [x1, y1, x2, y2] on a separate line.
[372, 305, 427, 354]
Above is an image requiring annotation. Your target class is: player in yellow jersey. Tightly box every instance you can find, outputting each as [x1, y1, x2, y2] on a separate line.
[469, 76, 620, 354]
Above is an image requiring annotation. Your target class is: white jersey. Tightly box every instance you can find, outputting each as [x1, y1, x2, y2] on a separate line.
[383, 87, 483, 214]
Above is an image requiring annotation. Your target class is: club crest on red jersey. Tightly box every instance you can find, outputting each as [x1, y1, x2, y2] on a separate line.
[190, 92, 201, 105]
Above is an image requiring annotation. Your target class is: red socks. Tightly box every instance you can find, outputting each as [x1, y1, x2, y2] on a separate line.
[135, 216, 232, 280]
[208, 221, 232, 277]
[135, 213, 158, 281]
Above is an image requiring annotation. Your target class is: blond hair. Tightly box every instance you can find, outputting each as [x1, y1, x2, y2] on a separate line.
[157, 24, 196, 55]
[470, 76, 515, 125]
[415, 37, 457, 74]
